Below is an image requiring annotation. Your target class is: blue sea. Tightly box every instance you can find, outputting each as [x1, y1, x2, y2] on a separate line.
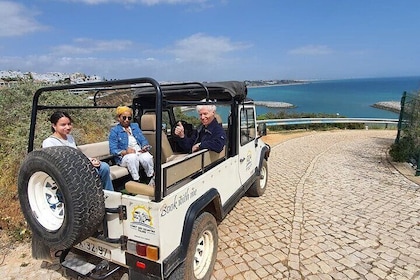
[248, 76, 420, 118]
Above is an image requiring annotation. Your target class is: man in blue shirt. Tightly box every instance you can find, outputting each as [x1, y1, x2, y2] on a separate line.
[174, 104, 226, 153]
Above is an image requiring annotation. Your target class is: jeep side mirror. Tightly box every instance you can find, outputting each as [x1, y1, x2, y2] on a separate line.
[257, 122, 267, 136]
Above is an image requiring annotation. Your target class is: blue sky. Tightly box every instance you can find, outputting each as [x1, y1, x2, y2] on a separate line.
[1, 0, 419, 82]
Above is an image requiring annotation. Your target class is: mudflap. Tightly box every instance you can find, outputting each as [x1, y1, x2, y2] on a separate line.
[128, 268, 161, 280]
[31, 233, 54, 262]
[60, 248, 122, 280]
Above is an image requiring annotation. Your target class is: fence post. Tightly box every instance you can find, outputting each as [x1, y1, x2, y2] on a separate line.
[416, 154, 420, 176]
[395, 91, 407, 144]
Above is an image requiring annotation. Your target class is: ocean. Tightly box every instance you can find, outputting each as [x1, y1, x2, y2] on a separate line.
[248, 76, 420, 118]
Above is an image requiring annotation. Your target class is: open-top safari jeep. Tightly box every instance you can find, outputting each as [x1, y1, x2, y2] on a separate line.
[18, 77, 270, 279]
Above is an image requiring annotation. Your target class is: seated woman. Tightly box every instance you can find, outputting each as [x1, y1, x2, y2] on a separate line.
[108, 106, 155, 186]
[42, 111, 114, 191]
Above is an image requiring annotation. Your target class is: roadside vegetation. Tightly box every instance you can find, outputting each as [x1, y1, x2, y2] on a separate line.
[0, 83, 115, 241]
[389, 91, 420, 163]
[0, 82, 39, 241]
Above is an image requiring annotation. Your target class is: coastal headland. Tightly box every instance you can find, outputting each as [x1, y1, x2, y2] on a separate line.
[254, 101, 295, 109]
[371, 101, 401, 114]
[245, 79, 305, 87]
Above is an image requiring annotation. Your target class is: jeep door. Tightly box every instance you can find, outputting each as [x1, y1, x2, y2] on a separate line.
[237, 105, 258, 185]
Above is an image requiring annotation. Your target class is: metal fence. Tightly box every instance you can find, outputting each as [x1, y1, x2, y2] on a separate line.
[395, 91, 420, 144]
[393, 91, 420, 175]
[258, 117, 398, 127]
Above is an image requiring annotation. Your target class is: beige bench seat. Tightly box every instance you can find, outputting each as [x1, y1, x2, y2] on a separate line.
[125, 181, 154, 196]
[77, 139, 226, 194]
[161, 148, 226, 188]
[77, 141, 129, 180]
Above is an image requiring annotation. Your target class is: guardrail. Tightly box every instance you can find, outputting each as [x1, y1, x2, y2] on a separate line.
[257, 117, 399, 126]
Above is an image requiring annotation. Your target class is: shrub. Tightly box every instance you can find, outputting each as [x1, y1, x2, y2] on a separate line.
[389, 137, 417, 162]
[391, 91, 420, 163]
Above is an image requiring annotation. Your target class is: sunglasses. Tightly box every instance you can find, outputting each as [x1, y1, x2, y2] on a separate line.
[122, 116, 132, 121]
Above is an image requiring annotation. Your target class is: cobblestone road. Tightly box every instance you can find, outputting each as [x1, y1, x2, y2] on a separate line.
[213, 130, 420, 280]
[1, 130, 419, 280]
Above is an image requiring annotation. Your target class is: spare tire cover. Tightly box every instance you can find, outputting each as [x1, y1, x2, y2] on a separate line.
[18, 146, 105, 250]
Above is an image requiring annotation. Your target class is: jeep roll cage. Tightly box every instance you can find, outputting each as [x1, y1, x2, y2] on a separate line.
[27, 77, 248, 202]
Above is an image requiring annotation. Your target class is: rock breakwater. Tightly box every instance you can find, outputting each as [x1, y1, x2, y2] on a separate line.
[371, 101, 400, 113]
[254, 101, 295, 108]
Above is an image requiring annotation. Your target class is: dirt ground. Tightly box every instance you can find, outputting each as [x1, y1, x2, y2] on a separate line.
[261, 130, 314, 146]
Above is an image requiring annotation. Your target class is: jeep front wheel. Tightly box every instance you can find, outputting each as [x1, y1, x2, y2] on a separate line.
[18, 146, 105, 250]
[247, 159, 268, 197]
[184, 212, 218, 280]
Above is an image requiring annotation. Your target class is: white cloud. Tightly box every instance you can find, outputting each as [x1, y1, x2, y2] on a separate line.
[168, 33, 251, 63]
[0, 33, 252, 81]
[288, 45, 333, 55]
[139, 0, 207, 5]
[64, 0, 207, 5]
[51, 38, 133, 55]
[0, 1, 47, 37]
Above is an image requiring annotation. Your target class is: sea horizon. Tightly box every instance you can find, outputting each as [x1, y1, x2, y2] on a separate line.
[248, 76, 420, 119]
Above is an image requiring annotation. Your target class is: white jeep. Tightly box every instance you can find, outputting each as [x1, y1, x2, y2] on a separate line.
[18, 78, 270, 279]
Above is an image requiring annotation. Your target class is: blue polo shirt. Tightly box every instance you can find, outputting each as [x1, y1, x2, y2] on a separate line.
[176, 118, 226, 153]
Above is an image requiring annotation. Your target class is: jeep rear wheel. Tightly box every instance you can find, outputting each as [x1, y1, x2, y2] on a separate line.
[184, 212, 218, 280]
[18, 146, 105, 250]
[247, 159, 268, 197]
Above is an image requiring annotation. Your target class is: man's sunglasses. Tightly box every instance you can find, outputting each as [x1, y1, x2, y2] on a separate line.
[122, 116, 132, 121]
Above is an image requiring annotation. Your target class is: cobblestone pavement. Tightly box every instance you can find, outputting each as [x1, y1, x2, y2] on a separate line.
[212, 130, 420, 280]
[1, 130, 419, 280]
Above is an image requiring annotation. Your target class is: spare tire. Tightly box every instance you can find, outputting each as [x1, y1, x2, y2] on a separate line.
[18, 146, 105, 250]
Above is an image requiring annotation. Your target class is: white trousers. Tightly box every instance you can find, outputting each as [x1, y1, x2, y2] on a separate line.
[120, 152, 154, 180]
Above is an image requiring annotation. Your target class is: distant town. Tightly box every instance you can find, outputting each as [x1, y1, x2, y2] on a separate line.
[0, 70, 104, 87]
[0, 70, 304, 88]
[244, 79, 305, 87]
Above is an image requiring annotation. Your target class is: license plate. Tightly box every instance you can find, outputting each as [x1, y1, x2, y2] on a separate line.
[75, 240, 111, 259]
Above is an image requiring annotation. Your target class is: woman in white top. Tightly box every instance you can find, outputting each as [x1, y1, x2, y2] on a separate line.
[42, 111, 114, 191]
[108, 106, 154, 185]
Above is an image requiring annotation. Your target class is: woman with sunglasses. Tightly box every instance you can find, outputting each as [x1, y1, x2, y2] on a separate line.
[42, 111, 114, 191]
[109, 106, 155, 186]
